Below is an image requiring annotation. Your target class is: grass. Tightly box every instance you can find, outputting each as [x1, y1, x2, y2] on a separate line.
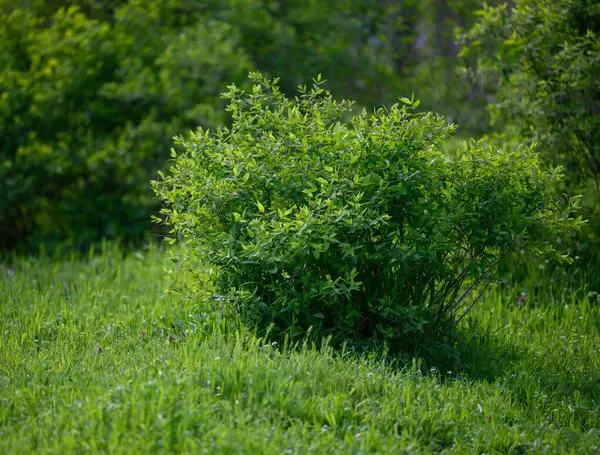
[1, 243, 599, 454]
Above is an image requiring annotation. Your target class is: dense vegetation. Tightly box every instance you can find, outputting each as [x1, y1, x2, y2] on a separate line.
[1, 0, 599, 452]
[0, 1, 252, 249]
[154, 73, 582, 348]
[1, 0, 500, 251]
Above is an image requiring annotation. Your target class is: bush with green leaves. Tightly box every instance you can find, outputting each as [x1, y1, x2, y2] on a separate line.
[154, 73, 582, 348]
[458, 0, 600, 256]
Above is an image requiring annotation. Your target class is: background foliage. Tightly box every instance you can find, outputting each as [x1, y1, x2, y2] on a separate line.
[1, 0, 503, 251]
[459, 0, 600, 262]
[0, 1, 252, 249]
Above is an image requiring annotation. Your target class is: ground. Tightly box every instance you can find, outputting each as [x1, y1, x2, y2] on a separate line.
[1, 244, 598, 454]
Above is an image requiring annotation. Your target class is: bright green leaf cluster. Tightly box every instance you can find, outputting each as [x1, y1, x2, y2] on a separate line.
[154, 73, 583, 348]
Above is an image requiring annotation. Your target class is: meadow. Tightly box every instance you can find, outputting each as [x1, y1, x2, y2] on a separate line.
[1, 1, 599, 453]
[1, 244, 598, 454]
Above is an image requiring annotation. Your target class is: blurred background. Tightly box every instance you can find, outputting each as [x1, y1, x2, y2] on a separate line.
[0, 0, 598, 290]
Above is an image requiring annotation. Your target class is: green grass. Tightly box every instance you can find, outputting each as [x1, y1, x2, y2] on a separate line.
[1, 244, 599, 454]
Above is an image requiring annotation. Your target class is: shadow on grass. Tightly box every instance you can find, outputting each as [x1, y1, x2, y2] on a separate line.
[410, 325, 520, 382]
[405, 320, 600, 431]
[171, 305, 600, 431]
[256, 319, 523, 384]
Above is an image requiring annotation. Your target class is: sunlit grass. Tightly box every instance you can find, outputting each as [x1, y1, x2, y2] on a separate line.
[0, 244, 598, 454]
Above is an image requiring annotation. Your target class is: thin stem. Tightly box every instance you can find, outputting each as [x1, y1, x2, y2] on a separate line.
[433, 247, 471, 311]
[453, 258, 500, 320]
[455, 278, 494, 325]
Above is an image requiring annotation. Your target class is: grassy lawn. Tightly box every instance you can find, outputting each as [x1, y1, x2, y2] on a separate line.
[1, 244, 599, 454]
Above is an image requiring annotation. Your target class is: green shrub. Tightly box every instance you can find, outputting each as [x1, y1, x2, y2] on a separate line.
[154, 73, 582, 348]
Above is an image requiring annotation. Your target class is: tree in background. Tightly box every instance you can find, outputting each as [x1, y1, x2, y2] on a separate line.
[392, 0, 502, 135]
[0, 1, 252, 249]
[459, 0, 600, 256]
